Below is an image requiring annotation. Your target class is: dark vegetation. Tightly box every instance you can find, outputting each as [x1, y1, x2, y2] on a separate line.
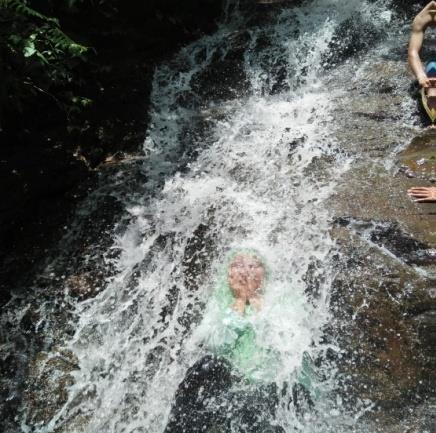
[0, 0, 222, 305]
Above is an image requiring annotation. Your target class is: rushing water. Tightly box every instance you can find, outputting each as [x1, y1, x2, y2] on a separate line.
[2, 1, 414, 432]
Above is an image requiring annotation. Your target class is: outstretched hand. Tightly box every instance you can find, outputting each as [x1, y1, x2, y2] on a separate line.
[408, 186, 436, 202]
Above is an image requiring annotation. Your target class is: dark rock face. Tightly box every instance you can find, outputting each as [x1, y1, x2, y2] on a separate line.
[192, 31, 252, 102]
[164, 355, 293, 433]
[0, 1, 224, 307]
[0, 144, 90, 306]
[323, 16, 382, 68]
[334, 217, 433, 265]
[392, 1, 429, 16]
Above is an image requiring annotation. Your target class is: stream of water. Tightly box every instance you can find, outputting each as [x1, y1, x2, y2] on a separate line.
[2, 1, 414, 432]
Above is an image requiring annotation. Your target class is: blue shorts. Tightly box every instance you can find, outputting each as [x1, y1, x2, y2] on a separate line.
[426, 61, 436, 77]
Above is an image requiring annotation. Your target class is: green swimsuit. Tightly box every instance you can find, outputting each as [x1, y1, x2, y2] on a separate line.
[206, 305, 280, 382]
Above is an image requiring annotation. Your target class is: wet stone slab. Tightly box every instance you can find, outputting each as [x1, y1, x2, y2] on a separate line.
[397, 130, 436, 181]
[329, 225, 435, 410]
[331, 162, 436, 245]
[327, 57, 436, 426]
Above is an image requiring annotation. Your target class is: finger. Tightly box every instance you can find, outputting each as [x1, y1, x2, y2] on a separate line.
[414, 196, 436, 201]
[408, 192, 428, 196]
[408, 190, 428, 194]
[409, 190, 428, 194]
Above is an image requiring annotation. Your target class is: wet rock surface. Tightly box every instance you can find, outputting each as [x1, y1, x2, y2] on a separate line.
[24, 349, 79, 426]
[0, 161, 144, 432]
[396, 132, 436, 181]
[328, 52, 436, 428]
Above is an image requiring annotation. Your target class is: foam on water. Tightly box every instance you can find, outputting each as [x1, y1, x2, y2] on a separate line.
[19, 1, 401, 432]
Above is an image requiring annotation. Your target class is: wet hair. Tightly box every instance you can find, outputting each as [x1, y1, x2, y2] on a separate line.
[226, 249, 266, 269]
[229, 253, 264, 267]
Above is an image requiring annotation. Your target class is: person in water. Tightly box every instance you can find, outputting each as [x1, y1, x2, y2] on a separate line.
[408, 1, 436, 95]
[164, 252, 283, 433]
[228, 253, 265, 314]
[202, 251, 281, 383]
[164, 252, 314, 433]
[408, 186, 436, 202]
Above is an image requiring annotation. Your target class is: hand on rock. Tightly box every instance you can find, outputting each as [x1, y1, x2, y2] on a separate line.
[408, 186, 436, 202]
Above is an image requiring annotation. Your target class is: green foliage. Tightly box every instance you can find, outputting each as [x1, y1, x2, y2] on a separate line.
[1, 0, 88, 61]
[0, 0, 57, 22]
[0, 0, 89, 123]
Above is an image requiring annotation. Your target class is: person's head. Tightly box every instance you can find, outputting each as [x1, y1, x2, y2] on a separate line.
[227, 253, 265, 300]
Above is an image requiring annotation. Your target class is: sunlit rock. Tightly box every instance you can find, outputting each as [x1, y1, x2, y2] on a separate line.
[24, 350, 78, 426]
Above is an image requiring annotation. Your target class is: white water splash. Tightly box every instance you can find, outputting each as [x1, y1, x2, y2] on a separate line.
[23, 1, 399, 433]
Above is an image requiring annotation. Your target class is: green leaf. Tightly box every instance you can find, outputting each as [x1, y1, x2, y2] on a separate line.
[35, 51, 49, 64]
[72, 96, 93, 107]
[23, 40, 36, 57]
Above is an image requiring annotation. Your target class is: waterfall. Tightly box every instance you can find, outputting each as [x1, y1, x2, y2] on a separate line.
[4, 1, 410, 432]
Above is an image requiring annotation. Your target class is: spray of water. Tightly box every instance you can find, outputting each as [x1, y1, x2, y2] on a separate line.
[15, 1, 405, 432]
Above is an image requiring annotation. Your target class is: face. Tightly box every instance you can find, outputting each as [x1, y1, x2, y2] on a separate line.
[228, 254, 265, 300]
